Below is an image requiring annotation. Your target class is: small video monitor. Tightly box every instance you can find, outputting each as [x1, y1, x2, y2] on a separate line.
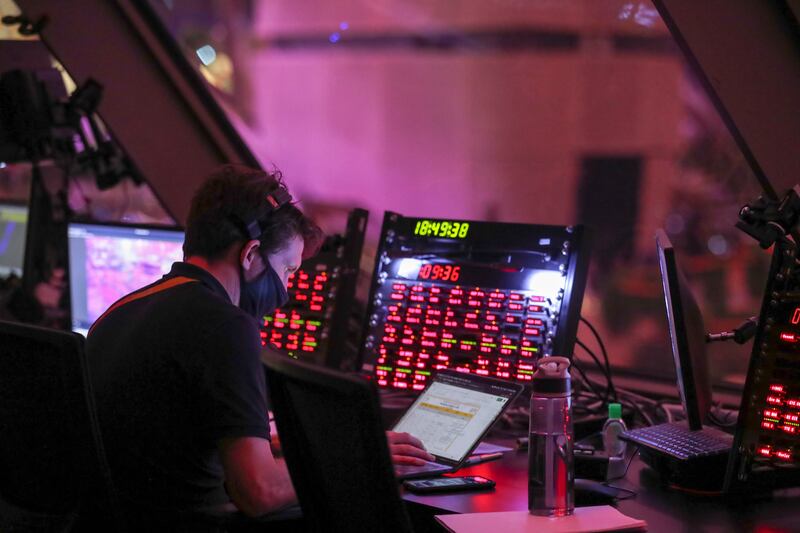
[0, 202, 28, 278]
[68, 222, 184, 336]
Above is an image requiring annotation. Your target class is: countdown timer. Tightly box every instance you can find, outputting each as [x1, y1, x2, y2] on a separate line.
[418, 263, 461, 282]
[413, 219, 470, 239]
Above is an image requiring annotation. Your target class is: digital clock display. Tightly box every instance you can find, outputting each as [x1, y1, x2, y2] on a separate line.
[413, 219, 470, 239]
[419, 263, 461, 282]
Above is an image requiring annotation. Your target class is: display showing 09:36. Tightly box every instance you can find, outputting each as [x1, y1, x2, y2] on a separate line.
[413, 219, 470, 239]
[419, 263, 461, 282]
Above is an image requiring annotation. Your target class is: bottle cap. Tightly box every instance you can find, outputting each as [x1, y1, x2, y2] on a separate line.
[531, 356, 571, 396]
[608, 403, 622, 420]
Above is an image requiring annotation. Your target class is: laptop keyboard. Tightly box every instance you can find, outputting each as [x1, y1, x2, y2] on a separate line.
[621, 423, 732, 460]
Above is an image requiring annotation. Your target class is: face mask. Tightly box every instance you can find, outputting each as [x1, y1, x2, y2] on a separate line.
[239, 255, 289, 322]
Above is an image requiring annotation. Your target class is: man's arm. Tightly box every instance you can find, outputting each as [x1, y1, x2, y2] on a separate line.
[218, 436, 297, 517]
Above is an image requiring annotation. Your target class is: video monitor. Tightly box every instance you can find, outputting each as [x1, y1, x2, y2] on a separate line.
[261, 209, 368, 370]
[656, 229, 712, 430]
[68, 222, 184, 336]
[360, 212, 590, 391]
[0, 202, 28, 278]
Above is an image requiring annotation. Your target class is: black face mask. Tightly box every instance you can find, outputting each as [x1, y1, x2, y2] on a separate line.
[239, 255, 289, 323]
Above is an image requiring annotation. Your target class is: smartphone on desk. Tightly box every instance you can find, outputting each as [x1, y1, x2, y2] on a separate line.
[403, 476, 495, 494]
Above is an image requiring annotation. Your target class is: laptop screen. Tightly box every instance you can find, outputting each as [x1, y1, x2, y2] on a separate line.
[392, 371, 522, 463]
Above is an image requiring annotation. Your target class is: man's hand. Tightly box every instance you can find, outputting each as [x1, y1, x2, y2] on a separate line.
[386, 431, 435, 465]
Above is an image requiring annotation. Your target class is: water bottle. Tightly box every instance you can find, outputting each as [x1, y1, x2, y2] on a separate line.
[528, 356, 574, 517]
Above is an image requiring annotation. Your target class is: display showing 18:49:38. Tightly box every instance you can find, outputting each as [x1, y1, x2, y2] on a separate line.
[413, 219, 470, 239]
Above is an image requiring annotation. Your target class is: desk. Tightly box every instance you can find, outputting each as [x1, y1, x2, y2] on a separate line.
[401, 444, 800, 532]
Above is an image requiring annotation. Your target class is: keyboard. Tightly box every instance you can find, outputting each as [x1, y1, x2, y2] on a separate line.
[621, 423, 733, 460]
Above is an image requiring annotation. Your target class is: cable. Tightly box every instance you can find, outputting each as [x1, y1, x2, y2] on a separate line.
[579, 316, 615, 396]
[575, 338, 615, 402]
[571, 359, 606, 404]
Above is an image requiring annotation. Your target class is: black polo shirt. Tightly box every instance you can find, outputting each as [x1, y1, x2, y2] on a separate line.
[86, 262, 270, 511]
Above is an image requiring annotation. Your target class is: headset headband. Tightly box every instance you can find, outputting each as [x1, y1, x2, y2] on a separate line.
[229, 185, 293, 241]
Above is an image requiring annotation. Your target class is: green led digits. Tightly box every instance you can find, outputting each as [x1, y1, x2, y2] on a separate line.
[413, 219, 470, 239]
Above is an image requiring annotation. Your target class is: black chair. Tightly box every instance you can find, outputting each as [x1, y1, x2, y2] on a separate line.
[0, 320, 121, 532]
[262, 352, 414, 533]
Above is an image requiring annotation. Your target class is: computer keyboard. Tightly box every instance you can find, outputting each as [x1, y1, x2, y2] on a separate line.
[621, 423, 733, 460]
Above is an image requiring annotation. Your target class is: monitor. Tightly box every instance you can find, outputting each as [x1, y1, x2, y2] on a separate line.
[360, 212, 590, 391]
[68, 222, 184, 336]
[0, 202, 28, 278]
[656, 228, 712, 430]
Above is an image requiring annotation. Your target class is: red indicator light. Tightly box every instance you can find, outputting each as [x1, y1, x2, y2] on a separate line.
[524, 328, 541, 336]
[770, 384, 786, 393]
[758, 447, 772, 457]
[407, 307, 422, 315]
[787, 414, 800, 422]
[484, 324, 500, 332]
[489, 292, 505, 300]
[392, 284, 406, 291]
[397, 360, 410, 367]
[390, 293, 405, 301]
[509, 303, 523, 311]
[776, 450, 793, 461]
[528, 305, 543, 313]
[444, 320, 459, 328]
[413, 384, 425, 390]
[429, 296, 441, 304]
[529, 296, 545, 302]
[780, 332, 798, 343]
[487, 301, 502, 309]
[476, 369, 489, 376]
[418, 353, 430, 359]
[421, 340, 436, 348]
[459, 344, 473, 351]
[468, 300, 482, 307]
[764, 409, 780, 418]
[297, 282, 310, 290]
[310, 304, 323, 311]
[761, 421, 775, 430]
[510, 293, 523, 301]
[767, 395, 783, 405]
[466, 312, 479, 320]
[411, 285, 424, 292]
[456, 368, 472, 374]
[410, 295, 425, 302]
[383, 336, 397, 343]
[506, 316, 517, 323]
[313, 284, 324, 290]
[449, 298, 463, 305]
[430, 287, 441, 294]
[378, 379, 388, 386]
[296, 294, 308, 301]
[406, 317, 420, 324]
[394, 382, 408, 389]
[422, 331, 438, 338]
[782, 425, 797, 434]
[450, 289, 464, 296]
[387, 315, 402, 322]
[526, 318, 544, 326]
[793, 307, 800, 325]
[465, 322, 479, 330]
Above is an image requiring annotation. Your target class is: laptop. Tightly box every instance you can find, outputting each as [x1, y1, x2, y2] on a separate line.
[620, 230, 733, 487]
[392, 370, 523, 480]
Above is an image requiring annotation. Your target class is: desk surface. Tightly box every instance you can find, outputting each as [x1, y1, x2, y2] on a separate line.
[401, 444, 800, 532]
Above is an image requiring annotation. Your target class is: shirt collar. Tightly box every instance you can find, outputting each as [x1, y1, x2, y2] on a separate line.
[165, 262, 232, 303]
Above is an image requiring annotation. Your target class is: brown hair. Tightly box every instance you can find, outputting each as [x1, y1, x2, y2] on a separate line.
[183, 164, 322, 261]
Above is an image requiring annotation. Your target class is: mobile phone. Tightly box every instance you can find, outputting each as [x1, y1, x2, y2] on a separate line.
[403, 476, 495, 494]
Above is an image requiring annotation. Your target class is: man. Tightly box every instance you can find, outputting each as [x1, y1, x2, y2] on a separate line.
[87, 165, 432, 528]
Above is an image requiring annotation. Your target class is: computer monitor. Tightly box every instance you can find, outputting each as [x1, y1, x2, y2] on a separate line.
[656, 228, 712, 430]
[67, 222, 184, 336]
[0, 202, 28, 278]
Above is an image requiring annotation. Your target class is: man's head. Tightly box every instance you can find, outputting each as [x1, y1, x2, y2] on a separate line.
[183, 164, 322, 311]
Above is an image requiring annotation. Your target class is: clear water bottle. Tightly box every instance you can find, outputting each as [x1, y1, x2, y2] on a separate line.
[528, 356, 574, 517]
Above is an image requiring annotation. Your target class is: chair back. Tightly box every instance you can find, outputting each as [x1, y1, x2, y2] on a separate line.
[262, 353, 413, 533]
[0, 320, 119, 531]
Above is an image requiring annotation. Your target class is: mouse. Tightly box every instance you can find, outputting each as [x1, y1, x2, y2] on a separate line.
[574, 478, 627, 506]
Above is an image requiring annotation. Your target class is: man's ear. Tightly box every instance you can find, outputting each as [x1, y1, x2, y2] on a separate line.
[239, 239, 262, 270]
